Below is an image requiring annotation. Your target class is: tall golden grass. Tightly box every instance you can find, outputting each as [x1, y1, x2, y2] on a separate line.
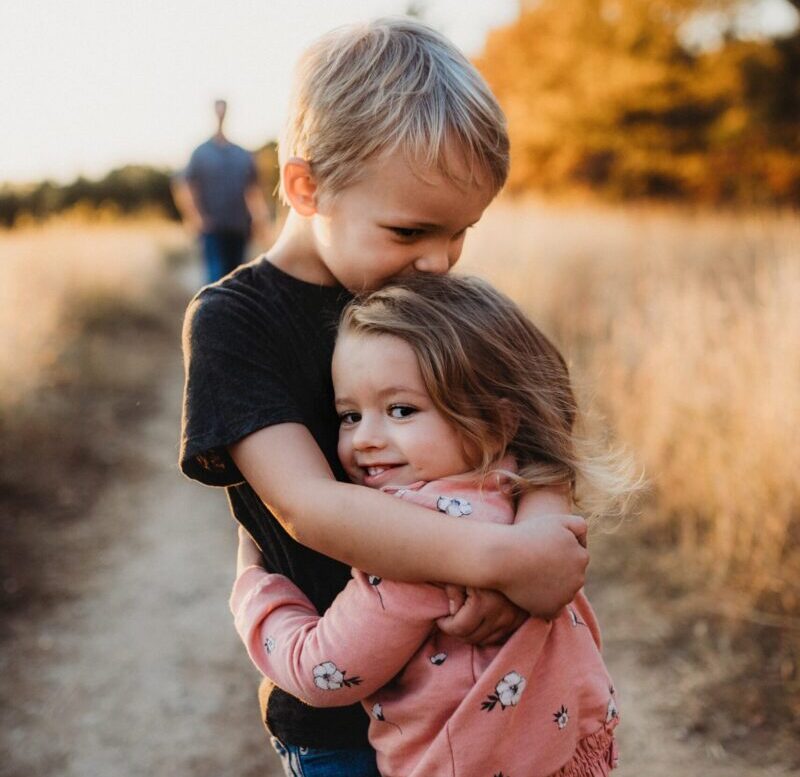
[0, 215, 187, 407]
[460, 200, 800, 610]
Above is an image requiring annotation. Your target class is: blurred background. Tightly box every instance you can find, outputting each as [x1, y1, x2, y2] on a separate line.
[1, 1, 798, 775]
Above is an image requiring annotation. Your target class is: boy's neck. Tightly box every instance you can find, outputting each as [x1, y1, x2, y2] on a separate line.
[267, 211, 339, 287]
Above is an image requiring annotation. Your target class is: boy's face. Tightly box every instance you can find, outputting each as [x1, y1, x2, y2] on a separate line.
[333, 332, 473, 489]
[310, 150, 495, 292]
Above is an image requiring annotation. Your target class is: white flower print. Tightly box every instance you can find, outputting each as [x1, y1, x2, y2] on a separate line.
[568, 607, 586, 627]
[482, 670, 526, 711]
[312, 661, 362, 690]
[606, 695, 618, 723]
[372, 701, 403, 733]
[264, 636, 276, 654]
[496, 671, 526, 707]
[436, 496, 473, 517]
[553, 704, 569, 729]
[367, 574, 385, 609]
[430, 652, 448, 666]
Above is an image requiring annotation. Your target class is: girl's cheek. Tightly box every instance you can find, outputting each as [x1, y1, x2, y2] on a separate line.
[337, 435, 351, 467]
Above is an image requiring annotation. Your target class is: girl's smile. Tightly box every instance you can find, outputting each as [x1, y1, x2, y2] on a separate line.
[333, 331, 473, 489]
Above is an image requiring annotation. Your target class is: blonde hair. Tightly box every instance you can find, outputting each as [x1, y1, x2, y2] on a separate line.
[339, 275, 641, 522]
[281, 17, 509, 200]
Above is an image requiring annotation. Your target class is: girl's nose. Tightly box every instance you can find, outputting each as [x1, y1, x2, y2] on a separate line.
[352, 417, 385, 450]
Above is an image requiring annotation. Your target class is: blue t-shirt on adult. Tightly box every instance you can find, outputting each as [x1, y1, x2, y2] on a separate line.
[183, 138, 257, 236]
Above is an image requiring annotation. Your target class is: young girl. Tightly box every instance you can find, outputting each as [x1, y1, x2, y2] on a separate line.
[231, 274, 635, 777]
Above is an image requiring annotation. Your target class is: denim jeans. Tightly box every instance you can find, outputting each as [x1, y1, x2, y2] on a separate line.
[270, 737, 381, 777]
[200, 231, 247, 284]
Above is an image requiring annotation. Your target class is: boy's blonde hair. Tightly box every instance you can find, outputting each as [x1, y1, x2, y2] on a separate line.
[340, 275, 641, 522]
[281, 17, 509, 200]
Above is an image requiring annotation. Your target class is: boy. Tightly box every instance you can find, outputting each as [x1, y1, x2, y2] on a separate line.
[180, 18, 588, 776]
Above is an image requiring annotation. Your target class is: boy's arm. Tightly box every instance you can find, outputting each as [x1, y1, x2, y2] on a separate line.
[435, 485, 577, 642]
[230, 539, 448, 706]
[230, 423, 589, 617]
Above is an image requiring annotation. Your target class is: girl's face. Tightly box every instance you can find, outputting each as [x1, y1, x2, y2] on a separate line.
[333, 332, 473, 489]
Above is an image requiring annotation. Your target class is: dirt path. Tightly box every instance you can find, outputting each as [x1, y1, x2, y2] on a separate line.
[2, 267, 282, 777]
[589, 568, 795, 777]
[2, 267, 794, 777]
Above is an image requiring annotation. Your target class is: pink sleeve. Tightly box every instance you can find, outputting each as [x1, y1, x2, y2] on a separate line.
[230, 565, 449, 707]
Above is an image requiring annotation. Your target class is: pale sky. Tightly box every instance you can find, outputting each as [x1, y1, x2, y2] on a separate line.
[0, 0, 518, 185]
[1, 0, 796, 185]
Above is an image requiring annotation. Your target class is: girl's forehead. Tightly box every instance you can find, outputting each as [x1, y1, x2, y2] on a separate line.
[334, 330, 413, 362]
[333, 331, 424, 385]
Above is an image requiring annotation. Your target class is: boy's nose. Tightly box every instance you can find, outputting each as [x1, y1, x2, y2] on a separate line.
[413, 250, 452, 275]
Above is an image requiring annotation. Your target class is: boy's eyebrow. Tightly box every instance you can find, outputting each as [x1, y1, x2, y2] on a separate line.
[382, 219, 478, 230]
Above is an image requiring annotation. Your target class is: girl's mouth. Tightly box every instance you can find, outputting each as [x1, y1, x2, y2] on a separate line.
[361, 464, 403, 488]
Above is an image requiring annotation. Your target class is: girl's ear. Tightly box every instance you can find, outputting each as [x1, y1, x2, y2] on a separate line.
[282, 157, 318, 216]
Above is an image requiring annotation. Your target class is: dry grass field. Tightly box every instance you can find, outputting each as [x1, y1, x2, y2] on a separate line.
[460, 199, 800, 752]
[1, 206, 798, 772]
[0, 215, 187, 408]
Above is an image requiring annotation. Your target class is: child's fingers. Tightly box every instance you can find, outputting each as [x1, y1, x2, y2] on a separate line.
[474, 598, 528, 646]
[436, 589, 486, 640]
[442, 583, 467, 615]
[562, 514, 588, 548]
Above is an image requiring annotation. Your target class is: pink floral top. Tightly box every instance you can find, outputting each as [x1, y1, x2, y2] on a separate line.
[230, 470, 619, 777]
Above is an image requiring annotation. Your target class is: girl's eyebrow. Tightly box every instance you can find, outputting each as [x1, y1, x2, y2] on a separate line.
[377, 386, 427, 399]
[334, 386, 427, 407]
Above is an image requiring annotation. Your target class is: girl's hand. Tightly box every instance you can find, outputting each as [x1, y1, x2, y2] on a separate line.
[437, 586, 528, 645]
[236, 525, 264, 577]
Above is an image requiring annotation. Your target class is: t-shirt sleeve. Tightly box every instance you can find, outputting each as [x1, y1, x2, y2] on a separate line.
[179, 286, 304, 487]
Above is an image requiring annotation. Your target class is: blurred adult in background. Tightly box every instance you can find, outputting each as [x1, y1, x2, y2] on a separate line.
[172, 99, 270, 284]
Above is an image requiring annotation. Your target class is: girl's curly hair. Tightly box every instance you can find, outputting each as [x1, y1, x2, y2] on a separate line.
[339, 274, 641, 521]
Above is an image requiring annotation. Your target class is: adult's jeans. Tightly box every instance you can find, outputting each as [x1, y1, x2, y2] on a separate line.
[200, 230, 247, 284]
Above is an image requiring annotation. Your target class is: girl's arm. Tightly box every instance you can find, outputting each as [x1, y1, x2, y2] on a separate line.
[231, 529, 448, 707]
[230, 423, 588, 617]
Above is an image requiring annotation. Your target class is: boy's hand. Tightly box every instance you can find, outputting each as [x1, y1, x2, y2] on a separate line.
[500, 514, 589, 619]
[437, 585, 527, 645]
[236, 525, 264, 577]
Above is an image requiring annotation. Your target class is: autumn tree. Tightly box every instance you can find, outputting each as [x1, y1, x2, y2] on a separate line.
[478, 0, 800, 203]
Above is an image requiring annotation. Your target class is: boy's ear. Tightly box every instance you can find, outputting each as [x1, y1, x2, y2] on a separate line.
[282, 157, 318, 216]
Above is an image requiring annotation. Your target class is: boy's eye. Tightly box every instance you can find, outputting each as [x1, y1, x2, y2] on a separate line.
[339, 411, 361, 425]
[389, 226, 424, 239]
[388, 405, 416, 419]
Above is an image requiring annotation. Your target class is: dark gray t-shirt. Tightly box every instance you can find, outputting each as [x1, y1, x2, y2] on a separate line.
[180, 257, 371, 748]
[183, 138, 257, 235]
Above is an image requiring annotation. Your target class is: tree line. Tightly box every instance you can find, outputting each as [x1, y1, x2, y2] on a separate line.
[476, 0, 800, 204]
[4, 2, 797, 220]
[0, 142, 280, 228]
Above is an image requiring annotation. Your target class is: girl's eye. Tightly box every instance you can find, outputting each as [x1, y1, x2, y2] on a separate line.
[389, 405, 416, 419]
[389, 227, 424, 239]
[339, 411, 361, 425]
